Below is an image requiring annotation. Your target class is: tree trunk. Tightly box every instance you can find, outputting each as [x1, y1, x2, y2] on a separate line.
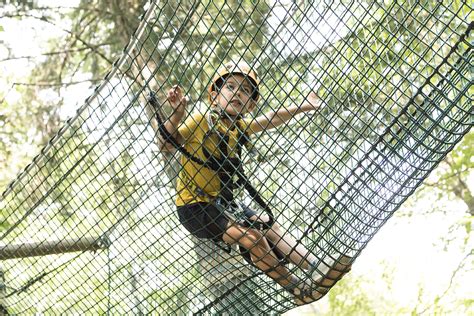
[452, 178, 474, 216]
[0, 269, 7, 316]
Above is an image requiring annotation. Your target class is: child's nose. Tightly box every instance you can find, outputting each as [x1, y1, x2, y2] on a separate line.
[236, 87, 246, 98]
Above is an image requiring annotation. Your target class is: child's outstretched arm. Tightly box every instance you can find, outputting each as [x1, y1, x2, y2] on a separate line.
[159, 85, 188, 152]
[249, 91, 322, 134]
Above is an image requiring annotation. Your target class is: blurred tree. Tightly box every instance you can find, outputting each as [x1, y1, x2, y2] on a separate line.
[420, 132, 474, 216]
[0, 0, 146, 188]
[0, 0, 472, 314]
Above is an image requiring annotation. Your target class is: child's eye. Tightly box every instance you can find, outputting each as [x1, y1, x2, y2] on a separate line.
[242, 86, 252, 95]
[225, 83, 252, 95]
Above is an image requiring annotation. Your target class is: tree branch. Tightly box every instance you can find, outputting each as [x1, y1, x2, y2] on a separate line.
[2, 13, 115, 67]
[421, 167, 472, 187]
[0, 5, 116, 18]
[9, 79, 102, 87]
[0, 44, 115, 63]
[418, 250, 473, 315]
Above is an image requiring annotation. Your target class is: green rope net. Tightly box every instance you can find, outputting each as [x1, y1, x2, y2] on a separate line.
[1, 1, 472, 314]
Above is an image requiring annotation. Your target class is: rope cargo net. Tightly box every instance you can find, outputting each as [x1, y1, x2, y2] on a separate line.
[0, 1, 472, 314]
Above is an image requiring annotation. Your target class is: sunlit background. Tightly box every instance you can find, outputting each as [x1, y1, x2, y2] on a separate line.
[1, 1, 472, 314]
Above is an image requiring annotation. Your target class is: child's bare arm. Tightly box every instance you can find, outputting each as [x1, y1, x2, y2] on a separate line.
[249, 91, 322, 134]
[159, 85, 188, 152]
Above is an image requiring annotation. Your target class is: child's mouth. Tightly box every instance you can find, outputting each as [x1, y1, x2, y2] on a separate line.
[230, 100, 242, 107]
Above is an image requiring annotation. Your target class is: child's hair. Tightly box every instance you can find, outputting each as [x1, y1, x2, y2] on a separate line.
[208, 61, 260, 102]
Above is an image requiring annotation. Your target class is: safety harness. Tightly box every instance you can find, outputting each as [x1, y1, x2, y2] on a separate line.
[148, 92, 275, 232]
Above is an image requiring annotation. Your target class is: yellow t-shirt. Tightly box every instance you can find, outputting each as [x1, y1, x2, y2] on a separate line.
[175, 112, 250, 206]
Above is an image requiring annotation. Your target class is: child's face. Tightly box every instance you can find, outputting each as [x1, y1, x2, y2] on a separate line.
[212, 74, 256, 117]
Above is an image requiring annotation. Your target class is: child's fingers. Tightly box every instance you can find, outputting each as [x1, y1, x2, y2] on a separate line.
[167, 90, 176, 103]
[169, 86, 183, 100]
[173, 85, 182, 95]
[179, 96, 189, 108]
[167, 85, 188, 109]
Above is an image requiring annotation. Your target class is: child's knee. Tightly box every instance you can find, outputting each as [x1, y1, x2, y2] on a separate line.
[270, 222, 281, 231]
[224, 225, 261, 246]
[241, 229, 263, 249]
[250, 213, 271, 224]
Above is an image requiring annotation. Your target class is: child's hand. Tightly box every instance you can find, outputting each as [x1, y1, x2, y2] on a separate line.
[302, 91, 323, 111]
[167, 85, 187, 113]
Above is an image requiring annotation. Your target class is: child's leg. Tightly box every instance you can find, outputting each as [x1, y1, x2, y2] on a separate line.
[265, 224, 352, 303]
[223, 222, 332, 304]
[222, 223, 297, 288]
[264, 222, 317, 269]
[266, 222, 352, 286]
[247, 215, 352, 292]
[246, 213, 316, 269]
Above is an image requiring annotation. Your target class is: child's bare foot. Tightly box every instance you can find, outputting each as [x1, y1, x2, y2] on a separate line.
[284, 279, 325, 306]
[311, 254, 352, 290]
[292, 284, 325, 305]
[284, 255, 352, 305]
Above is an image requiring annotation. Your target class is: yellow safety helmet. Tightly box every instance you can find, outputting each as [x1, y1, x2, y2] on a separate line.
[208, 61, 260, 103]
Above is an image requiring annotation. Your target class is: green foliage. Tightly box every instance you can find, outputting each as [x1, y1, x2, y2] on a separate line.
[138, 0, 271, 105]
[1, 0, 472, 314]
[449, 131, 474, 171]
[415, 131, 474, 215]
[324, 275, 390, 315]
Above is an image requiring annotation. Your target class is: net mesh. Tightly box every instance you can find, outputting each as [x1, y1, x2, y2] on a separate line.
[1, 1, 472, 314]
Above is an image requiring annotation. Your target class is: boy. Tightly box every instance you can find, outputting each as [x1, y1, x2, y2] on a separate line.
[157, 61, 351, 304]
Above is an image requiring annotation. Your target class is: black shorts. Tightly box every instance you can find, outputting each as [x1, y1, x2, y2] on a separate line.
[177, 201, 257, 241]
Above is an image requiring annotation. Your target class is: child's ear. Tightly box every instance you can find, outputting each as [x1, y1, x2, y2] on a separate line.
[210, 91, 218, 104]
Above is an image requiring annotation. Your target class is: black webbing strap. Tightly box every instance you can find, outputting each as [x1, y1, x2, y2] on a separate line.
[203, 132, 235, 203]
[147, 91, 274, 229]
